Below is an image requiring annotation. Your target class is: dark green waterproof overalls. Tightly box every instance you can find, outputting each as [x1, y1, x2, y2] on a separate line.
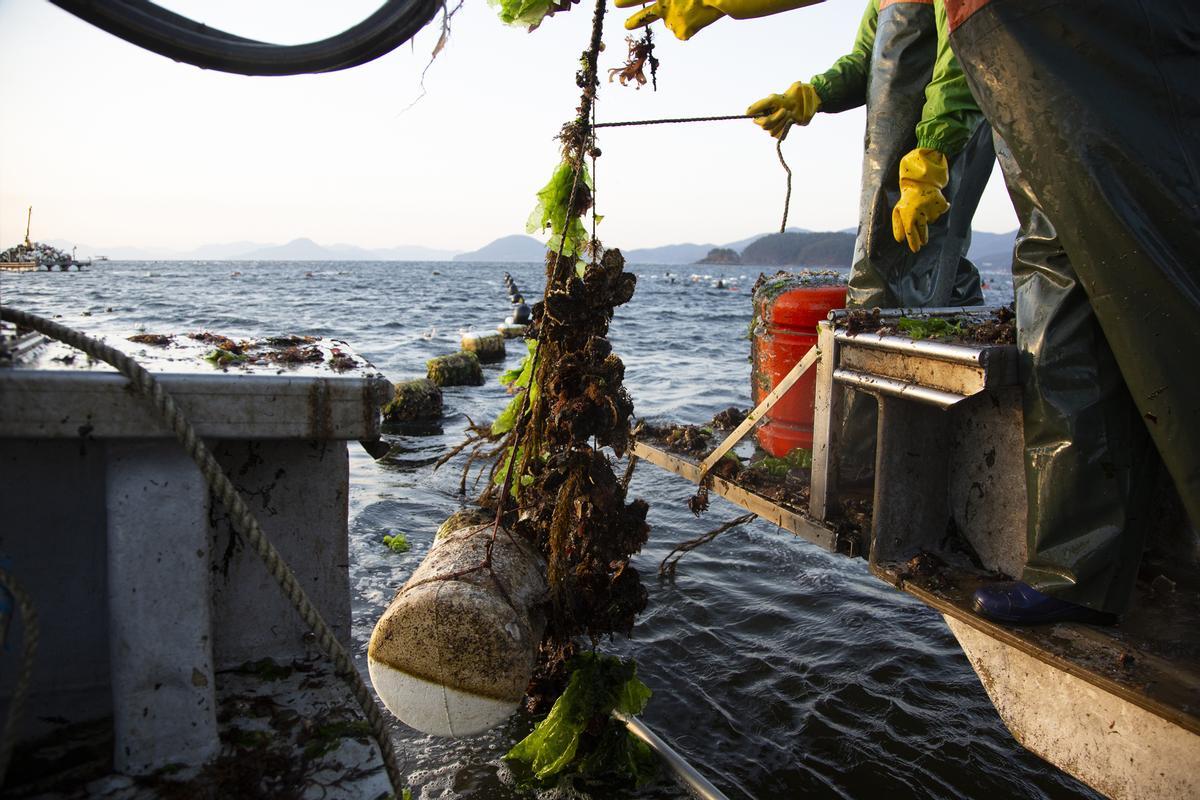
[946, 0, 1200, 613]
[811, 0, 995, 476]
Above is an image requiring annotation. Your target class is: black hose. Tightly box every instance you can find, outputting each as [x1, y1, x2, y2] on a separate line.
[49, 0, 443, 76]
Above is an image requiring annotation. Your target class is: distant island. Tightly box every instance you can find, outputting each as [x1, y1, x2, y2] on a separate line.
[453, 235, 548, 262]
[697, 228, 1019, 269]
[739, 231, 857, 267]
[696, 232, 855, 267]
[697, 247, 740, 265]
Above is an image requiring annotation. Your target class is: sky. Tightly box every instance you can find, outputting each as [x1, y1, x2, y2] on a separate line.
[0, 0, 1018, 253]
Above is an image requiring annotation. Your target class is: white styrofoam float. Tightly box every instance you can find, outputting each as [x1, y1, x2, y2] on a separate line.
[368, 513, 546, 737]
[496, 322, 529, 339]
[460, 330, 506, 362]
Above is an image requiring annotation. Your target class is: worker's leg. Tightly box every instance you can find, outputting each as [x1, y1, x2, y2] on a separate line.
[943, 120, 991, 306]
[842, 2, 989, 479]
[990, 137, 1157, 614]
[953, 0, 1200, 527]
[841, 118, 992, 480]
[845, 1, 938, 311]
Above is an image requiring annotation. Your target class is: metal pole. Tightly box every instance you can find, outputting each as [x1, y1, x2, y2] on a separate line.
[612, 711, 732, 800]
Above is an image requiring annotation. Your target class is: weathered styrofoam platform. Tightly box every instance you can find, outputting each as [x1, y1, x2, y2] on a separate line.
[0, 327, 392, 787]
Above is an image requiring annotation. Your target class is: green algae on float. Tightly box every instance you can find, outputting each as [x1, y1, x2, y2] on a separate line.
[427, 351, 484, 387]
[382, 378, 443, 423]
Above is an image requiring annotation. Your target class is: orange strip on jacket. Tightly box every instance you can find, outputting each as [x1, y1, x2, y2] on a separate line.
[945, 0, 993, 31]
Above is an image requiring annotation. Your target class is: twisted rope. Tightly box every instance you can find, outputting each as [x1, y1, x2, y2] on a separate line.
[659, 513, 758, 578]
[494, 0, 608, 507]
[0, 570, 37, 786]
[776, 139, 792, 233]
[0, 307, 406, 796]
[591, 112, 792, 234]
[593, 113, 759, 128]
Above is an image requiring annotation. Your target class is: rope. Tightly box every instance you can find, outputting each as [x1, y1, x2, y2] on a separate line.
[591, 111, 792, 234]
[593, 113, 759, 128]
[0, 570, 37, 786]
[776, 139, 792, 234]
[48, 0, 442, 77]
[0, 307, 406, 796]
[659, 513, 758, 578]
[495, 0, 608, 506]
[620, 454, 639, 492]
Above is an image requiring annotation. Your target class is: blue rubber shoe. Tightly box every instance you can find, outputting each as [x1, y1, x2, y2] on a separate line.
[971, 581, 1117, 625]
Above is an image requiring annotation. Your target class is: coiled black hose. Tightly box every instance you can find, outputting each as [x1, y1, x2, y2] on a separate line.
[49, 0, 443, 76]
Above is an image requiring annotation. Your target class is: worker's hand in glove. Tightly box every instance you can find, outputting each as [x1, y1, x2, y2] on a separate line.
[617, 0, 818, 40]
[746, 82, 821, 140]
[615, 0, 725, 40]
[891, 148, 950, 253]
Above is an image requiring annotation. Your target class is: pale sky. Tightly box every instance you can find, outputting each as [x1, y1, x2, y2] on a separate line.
[0, 0, 1018, 253]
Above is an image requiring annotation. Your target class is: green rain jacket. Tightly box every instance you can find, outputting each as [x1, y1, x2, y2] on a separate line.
[809, 0, 981, 155]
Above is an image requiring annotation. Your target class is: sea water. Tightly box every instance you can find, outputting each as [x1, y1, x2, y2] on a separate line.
[1, 261, 1093, 799]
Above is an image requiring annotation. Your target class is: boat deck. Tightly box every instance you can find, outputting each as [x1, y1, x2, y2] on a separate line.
[6, 659, 391, 799]
[632, 438, 1200, 741]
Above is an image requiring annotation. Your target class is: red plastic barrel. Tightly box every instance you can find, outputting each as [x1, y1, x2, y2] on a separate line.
[750, 274, 847, 457]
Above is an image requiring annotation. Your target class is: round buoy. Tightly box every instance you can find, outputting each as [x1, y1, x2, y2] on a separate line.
[496, 322, 528, 339]
[427, 351, 484, 386]
[461, 331, 506, 363]
[368, 519, 547, 737]
[509, 296, 531, 326]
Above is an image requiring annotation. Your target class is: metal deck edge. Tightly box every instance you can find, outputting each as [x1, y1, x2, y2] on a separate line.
[892, 572, 1200, 737]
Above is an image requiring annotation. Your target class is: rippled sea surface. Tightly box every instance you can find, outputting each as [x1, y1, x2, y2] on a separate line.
[2, 260, 1093, 799]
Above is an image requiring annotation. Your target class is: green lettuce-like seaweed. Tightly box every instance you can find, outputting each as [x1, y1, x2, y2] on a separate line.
[493, 444, 535, 498]
[493, 340, 539, 436]
[897, 316, 964, 340]
[492, 341, 542, 498]
[382, 532, 410, 553]
[505, 653, 655, 784]
[752, 447, 813, 476]
[490, 0, 554, 28]
[527, 159, 593, 260]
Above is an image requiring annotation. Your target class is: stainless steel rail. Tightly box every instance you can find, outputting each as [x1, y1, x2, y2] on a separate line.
[613, 711, 733, 800]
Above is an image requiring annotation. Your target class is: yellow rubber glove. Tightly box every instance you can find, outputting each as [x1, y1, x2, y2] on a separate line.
[891, 148, 950, 253]
[614, 0, 724, 40]
[616, 0, 820, 41]
[746, 82, 821, 140]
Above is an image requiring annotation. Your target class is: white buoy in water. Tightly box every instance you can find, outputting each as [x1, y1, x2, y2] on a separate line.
[496, 322, 528, 339]
[460, 330, 506, 363]
[368, 513, 546, 737]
